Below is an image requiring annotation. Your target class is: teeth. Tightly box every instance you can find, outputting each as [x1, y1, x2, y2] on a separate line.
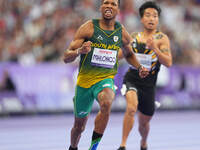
[105, 10, 112, 14]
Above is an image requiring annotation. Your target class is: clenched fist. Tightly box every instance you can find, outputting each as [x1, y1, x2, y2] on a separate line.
[79, 41, 92, 54]
[146, 36, 157, 50]
[138, 66, 149, 78]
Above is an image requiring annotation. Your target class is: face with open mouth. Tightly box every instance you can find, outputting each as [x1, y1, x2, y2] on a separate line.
[104, 8, 113, 18]
[141, 8, 159, 30]
[101, 0, 119, 20]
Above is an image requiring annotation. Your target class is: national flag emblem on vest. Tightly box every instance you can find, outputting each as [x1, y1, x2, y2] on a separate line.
[113, 36, 119, 42]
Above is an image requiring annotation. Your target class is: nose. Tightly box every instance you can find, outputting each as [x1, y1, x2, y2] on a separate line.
[150, 15, 156, 20]
[148, 17, 154, 22]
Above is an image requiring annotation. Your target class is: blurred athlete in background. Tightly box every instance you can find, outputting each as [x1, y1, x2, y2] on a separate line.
[117, 1, 172, 150]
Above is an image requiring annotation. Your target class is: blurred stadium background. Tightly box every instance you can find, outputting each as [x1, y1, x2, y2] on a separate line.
[0, 0, 200, 115]
[1, 1, 200, 150]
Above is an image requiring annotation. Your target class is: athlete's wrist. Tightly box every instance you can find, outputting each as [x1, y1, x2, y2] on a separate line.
[137, 65, 142, 72]
[76, 48, 81, 55]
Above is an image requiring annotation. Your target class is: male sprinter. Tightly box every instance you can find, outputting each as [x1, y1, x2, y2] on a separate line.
[64, 0, 149, 150]
[63, 0, 149, 150]
[117, 1, 172, 150]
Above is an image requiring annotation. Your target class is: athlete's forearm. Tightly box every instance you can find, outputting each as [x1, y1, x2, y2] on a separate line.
[154, 48, 172, 67]
[125, 53, 141, 70]
[118, 49, 124, 60]
[63, 48, 80, 63]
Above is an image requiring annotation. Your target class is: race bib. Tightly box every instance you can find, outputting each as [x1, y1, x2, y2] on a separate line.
[135, 53, 152, 70]
[91, 48, 117, 68]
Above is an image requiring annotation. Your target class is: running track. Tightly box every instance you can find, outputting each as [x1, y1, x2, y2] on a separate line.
[0, 111, 200, 150]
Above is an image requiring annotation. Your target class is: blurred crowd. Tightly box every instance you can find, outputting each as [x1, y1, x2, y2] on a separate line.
[0, 0, 200, 66]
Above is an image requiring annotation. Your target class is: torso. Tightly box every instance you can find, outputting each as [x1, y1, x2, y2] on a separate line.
[132, 31, 162, 73]
[77, 19, 123, 88]
[126, 31, 163, 86]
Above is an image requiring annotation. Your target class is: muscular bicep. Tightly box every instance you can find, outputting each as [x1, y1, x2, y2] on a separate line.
[68, 20, 93, 50]
[68, 38, 85, 51]
[118, 49, 124, 59]
[122, 26, 133, 57]
[159, 35, 172, 57]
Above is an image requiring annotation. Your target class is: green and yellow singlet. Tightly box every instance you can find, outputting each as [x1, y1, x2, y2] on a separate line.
[77, 19, 122, 88]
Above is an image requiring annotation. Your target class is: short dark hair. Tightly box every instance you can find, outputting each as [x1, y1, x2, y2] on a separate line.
[101, 0, 120, 7]
[139, 1, 161, 18]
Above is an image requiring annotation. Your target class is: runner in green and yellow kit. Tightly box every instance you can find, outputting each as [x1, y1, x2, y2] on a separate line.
[63, 0, 149, 150]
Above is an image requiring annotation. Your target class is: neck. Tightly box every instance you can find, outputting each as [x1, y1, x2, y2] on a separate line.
[99, 18, 115, 30]
[143, 28, 157, 37]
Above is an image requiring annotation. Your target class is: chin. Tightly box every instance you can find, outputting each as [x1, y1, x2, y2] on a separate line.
[146, 27, 155, 31]
[103, 16, 114, 20]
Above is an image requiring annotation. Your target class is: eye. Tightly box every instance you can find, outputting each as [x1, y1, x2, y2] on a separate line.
[153, 14, 158, 18]
[145, 14, 151, 17]
[111, 2, 117, 6]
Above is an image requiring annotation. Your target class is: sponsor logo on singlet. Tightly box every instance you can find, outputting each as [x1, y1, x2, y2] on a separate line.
[79, 111, 87, 115]
[97, 35, 103, 41]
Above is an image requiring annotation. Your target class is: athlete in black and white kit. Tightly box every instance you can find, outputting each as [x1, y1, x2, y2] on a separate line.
[117, 1, 172, 150]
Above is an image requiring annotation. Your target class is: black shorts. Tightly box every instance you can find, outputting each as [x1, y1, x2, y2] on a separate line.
[122, 80, 156, 116]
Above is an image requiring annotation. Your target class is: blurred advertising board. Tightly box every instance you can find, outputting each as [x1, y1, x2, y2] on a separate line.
[0, 63, 77, 113]
[0, 63, 200, 114]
